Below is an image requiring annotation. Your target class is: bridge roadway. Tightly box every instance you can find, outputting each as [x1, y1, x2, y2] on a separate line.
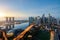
[13, 24, 34, 40]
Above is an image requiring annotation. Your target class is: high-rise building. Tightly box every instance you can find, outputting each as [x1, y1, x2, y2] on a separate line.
[42, 14, 45, 25]
[12, 17, 14, 23]
[29, 17, 34, 25]
[52, 18, 57, 24]
[12, 17, 14, 21]
[57, 19, 60, 25]
[6, 17, 8, 22]
[34, 16, 41, 25]
[9, 17, 11, 22]
[48, 14, 53, 24]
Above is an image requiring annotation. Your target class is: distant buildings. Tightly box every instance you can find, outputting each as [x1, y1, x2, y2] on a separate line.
[6, 17, 14, 22]
[29, 16, 41, 25]
[29, 17, 34, 25]
[5, 17, 15, 30]
[48, 14, 52, 24]
[35, 16, 41, 25]
[29, 14, 60, 25]
[42, 14, 45, 24]
[57, 19, 60, 25]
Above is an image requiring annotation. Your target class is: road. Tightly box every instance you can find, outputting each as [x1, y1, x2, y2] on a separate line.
[13, 24, 34, 40]
[50, 31, 55, 40]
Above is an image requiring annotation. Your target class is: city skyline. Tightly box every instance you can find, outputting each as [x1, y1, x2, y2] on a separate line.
[0, 14, 60, 21]
[0, 0, 60, 40]
[0, 0, 60, 18]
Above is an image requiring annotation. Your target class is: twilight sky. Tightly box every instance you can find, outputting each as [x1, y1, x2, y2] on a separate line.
[0, 0, 60, 18]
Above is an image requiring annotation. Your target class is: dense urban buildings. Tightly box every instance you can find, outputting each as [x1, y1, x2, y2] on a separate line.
[29, 14, 60, 25]
[29, 14, 60, 40]
[0, 14, 60, 40]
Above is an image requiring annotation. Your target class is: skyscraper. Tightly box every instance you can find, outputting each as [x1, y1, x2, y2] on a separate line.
[29, 17, 34, 25]
[42, 14, 45, 25]
[48, 14, 53, 24]
[35, 16, 41, 25]
[6, 17, 8, 22]
[57, 19, 60, 25]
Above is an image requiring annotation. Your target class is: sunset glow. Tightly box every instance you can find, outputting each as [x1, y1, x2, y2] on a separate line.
[0, 12, 6, 17]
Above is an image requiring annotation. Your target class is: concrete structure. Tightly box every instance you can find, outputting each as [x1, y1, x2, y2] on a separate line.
[54, 30, 59, 40]
[6, 17, 14, 22]
[42, 14, 45, 25]
[57, 19, 60, 25]
[6, 17, 8, 22]
[12, 17, 14, 22]
[29, 17, 34, 25]
[35, 16, 41, 25]
[48, 14, 51, 24]
[52, 18, 57, 24]
[29, 16, 41, 26]
[9, 17, 11, 22]
[5, 17, 14, 30]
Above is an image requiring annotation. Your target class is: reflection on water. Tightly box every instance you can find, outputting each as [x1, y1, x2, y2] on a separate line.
[14, 22, 29, 30]
[7, 22, 29, 33]
[0, 22, 29, 33]
[0, 22, 29, 29]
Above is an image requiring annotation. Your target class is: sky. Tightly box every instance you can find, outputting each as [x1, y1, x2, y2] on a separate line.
[0, 0, 60, 18]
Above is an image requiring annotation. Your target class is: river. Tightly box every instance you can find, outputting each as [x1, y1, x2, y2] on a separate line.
[7, 22, 29, 33]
